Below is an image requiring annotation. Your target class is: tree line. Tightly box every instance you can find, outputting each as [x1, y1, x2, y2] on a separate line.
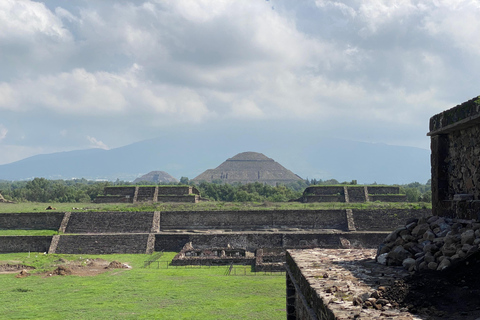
[0, 177, 431, 203]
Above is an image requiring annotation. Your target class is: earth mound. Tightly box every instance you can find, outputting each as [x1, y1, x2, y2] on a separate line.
[106, 261, 129, 269]
[53, 265, 72, 276]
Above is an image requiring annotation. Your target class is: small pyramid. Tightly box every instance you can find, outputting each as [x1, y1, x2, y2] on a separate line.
[192, 152, 302, 185]
[133, 171, 178, 184]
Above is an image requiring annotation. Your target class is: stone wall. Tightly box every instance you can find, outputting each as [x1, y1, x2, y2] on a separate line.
[368, 195, 407, 202]
[157, 195, 198, 203]
[93, 196, 132, 203]
[301, 186, 404, 203]
[55, 234, 150, 254]
[303, 186, 344, 195]
[352, 208, 431, 231]
[136, 187, 157, 202]
[0, 209, 425, 254]
[154, 232, 387, 252]
[65, 212, 154, 233]
[429, 96, 480, 218]
[0, 236, 53, 252]
[367, 186, 400, 195]
[0, 212, 64, 230]
[347, 187, 366, 202]
[103, 187, 136, 197]
[157, 186, 199, 196]
[159, 210, 348, 231]
[96, 186, 200, 203]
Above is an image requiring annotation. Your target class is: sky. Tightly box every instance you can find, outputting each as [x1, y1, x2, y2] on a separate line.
[0, 0, 479, 165]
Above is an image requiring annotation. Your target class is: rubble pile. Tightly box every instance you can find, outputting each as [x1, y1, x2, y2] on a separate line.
[376, 215, 480, 271]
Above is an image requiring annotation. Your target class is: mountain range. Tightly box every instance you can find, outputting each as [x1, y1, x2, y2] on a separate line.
[0, 129, 431, 185]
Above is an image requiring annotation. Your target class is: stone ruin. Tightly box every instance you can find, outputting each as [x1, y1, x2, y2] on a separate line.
[191, 151, 303, 186]
[172, 242, 254, 266]
[297, 185, 407, 203]
[93, 185, 201, 203]
[429, 95, 480, 219]
[172, 242, 286, 272]
[285, 95, 480, 319]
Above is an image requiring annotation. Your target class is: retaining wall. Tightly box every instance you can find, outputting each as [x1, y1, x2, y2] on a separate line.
[65, 212, 154, 233]
[103, 187, 135, 196]
[159, 210, 348, 230]
[352, 208, 431, 231]
[368, 195, 407, 202]
[0, 212, 64, 230]
[154, 232, 387, 252]
[55, 234, 149, 254]
[0, 236, 53, 253]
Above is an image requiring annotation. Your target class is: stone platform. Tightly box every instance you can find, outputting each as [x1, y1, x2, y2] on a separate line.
[285, 249, 423, 320]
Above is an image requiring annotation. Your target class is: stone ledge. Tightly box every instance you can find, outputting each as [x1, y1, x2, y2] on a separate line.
[286, 249, 422, 320]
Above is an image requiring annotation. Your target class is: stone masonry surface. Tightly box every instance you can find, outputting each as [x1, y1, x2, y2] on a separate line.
[0, 212, 64, 230]
[429, 95, 480, 218]
[55, 234, 150, 254]
[300, 186, 407, 203]
[65, 212, 154, 233]
[0, 209, 430, 254]
[286, 249, 422, 320]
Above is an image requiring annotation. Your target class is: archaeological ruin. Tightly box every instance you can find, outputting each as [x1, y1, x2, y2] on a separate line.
[0, 208, 429, 257]
[191, 151, 303, 185]
[429, 96, 480, 219]
[298, 185, 407, 203]
[93, 185, 200, 203]
[286, 95, 480, 319]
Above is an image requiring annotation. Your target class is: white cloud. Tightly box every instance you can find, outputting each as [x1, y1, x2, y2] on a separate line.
[0, 0, 479, 164]
[0, 125, 7, 141]
[87, 136, 109, 150]
[230, 100, 264, 119]
[0, 0, 70, 39]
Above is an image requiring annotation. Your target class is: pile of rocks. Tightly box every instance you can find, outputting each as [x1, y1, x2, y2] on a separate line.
[376, 215, 480, 271]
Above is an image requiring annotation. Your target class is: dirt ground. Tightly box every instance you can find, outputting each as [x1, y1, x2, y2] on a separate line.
[382, 251, 480, 320]
[0, 259, 130, 278]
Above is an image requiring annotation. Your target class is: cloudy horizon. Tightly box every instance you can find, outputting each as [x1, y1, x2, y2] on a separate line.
[1, 0, 479, 165]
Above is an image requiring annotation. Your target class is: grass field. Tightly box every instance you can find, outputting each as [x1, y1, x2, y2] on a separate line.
[0, 200, 431, 213]
[0, 252, 285, 319]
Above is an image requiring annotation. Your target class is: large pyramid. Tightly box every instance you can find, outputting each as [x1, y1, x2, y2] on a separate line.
[192, 152, 303, 185]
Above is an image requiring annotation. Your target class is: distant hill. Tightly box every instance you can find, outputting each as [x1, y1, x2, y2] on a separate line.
[133, 171, 178, 184]
[192, 152, 303, 185]
[0, 132, 431, 184]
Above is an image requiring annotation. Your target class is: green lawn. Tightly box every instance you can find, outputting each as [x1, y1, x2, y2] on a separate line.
[0, 230, 59, 236]
[0, 253, 285, 319]
[0, 200, 431, 213]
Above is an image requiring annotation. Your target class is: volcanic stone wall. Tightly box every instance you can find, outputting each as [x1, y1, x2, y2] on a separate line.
[159, 210, 348, 231]
[429, 96, 480, 218]
[352, 208, 431, 231]
[65, 212, 154, 233]
[154, 232, 387, 252]
[0, 212, 64, 230]
[300, 186, 406, 203]
[55, 234, 150, 254]
[157, 186, 199, 196]
[0, 236, 53, 252]
[103, 187, 135, 197]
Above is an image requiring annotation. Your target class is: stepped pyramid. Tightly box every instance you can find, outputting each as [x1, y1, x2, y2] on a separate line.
[133, 171, 178, 184]
[192, 152, 303, 185]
